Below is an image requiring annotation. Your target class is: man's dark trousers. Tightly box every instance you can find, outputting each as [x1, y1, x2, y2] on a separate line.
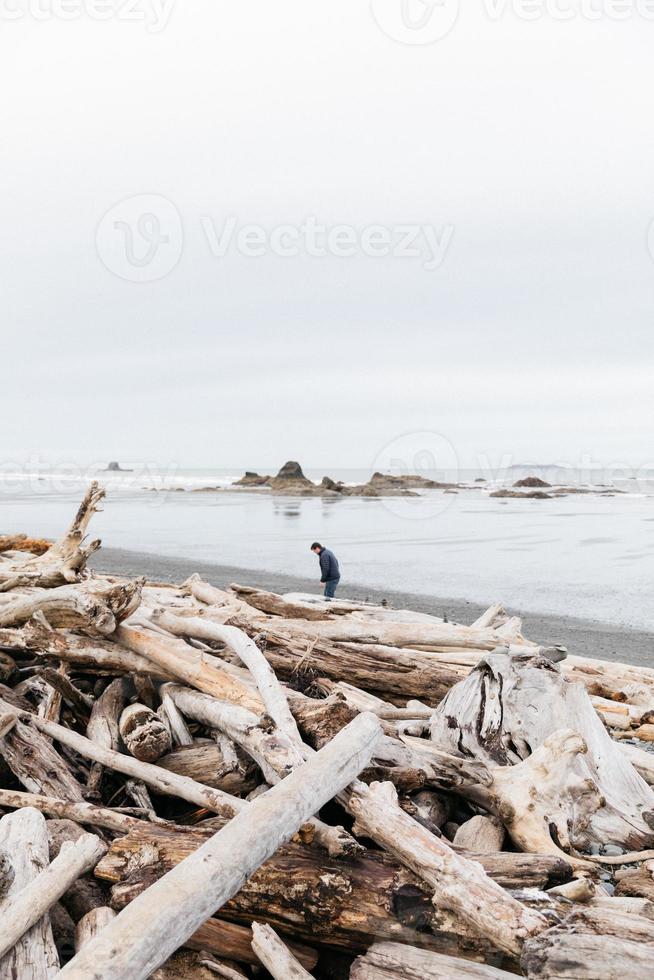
[324, 578, 340, 599]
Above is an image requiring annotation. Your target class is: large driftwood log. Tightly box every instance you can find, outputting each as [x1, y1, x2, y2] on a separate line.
[58, 712, 381, 980]
[0, 483, 104, 592]
[0, 831, 106, 960]
[0, 697, 85, 800]
[0, 586, 117, 634]
[250, 922, 313, 979]
[229, 624, 468, 705]
[99, 822, 535, 961]
[0, 808, 59, 979]
[156, 740, 258, 795]
[116, 625, 263, 713]
[351, 942, 517, 979]
[347, 780, 546, 957]
[430, 652, 654, 852]
[521, 906, 654, 978]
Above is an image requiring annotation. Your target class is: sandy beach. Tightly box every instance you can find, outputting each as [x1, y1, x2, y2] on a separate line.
[92, 546, 654, 668]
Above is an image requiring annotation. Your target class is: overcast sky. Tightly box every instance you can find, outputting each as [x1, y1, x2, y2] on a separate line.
[2, 1, 654, 472]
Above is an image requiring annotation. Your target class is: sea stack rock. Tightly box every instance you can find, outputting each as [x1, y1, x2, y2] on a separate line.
[513, 476, 551, 489]
[275, 460, 307, 481]
[105, 461, 133, 472]
[233, 471, 271, 487]
[269, 461, 315, 493]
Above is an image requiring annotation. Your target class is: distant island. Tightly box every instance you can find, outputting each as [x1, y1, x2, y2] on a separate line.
[104, 461, 133, 472]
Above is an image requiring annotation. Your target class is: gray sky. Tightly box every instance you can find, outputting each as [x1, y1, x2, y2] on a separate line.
[2, 1, 654, 471]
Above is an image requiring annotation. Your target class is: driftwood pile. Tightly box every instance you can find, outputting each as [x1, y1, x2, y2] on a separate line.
[1, 485, 654, 978]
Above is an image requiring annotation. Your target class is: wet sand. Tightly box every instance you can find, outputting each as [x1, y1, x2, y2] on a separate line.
[92, 547, 654, 668]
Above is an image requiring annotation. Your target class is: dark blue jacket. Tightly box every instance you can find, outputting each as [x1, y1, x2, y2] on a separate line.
[318, 547, 340, 583]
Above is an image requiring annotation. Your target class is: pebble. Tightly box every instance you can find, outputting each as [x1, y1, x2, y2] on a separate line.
[603, 844, 625, 856]
[588, 843, 601, 856]
[601, 882, 616, 896]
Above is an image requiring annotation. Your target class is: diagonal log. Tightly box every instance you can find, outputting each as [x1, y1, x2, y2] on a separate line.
[116, 625, 263, 714]
[347, 780, 547, 958]
[57, 712, 382, 980]
[250, 922, 313, 979]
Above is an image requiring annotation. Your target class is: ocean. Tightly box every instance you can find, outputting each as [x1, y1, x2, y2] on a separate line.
[1, 464, 653, 631]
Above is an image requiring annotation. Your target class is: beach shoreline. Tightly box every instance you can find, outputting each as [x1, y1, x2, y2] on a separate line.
[91, 546, 654, 669]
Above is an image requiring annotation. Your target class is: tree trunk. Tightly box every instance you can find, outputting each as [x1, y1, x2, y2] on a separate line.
[156, 740, 258, 795]
[0, 698, 85, 801]
[98, 821, 569, 958]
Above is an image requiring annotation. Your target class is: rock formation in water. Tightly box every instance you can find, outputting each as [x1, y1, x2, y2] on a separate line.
[513, 476, 551, 488]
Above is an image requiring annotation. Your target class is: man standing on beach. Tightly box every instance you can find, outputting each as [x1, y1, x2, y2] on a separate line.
[311, 542, 340, 599]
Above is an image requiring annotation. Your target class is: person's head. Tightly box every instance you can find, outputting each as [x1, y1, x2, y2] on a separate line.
[310, 542, 322, 553]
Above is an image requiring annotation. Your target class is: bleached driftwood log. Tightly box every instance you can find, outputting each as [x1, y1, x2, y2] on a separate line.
[347, 780, 547, 957]
[157, 740, 257, 795]
[0, 808, 59, 979]
[116, 625, 263, 713]
[119, 702, 172, 763]
[0, 483, 104, 592]
[250, 922, 313, 979]
[430, 651, 654, 852]
[0, 698, 85, 801]
[150, 610, 302, 744]
[0, 831, 106, 960]
[58, 712, 381, 980]
[351, 941, 517, 979]
[0, 788, 142, 833]
[74, 907, 116, 951]
[521, 906, 654, 978]
[85, 676, 131, 795]
[18, 709, 243, 819]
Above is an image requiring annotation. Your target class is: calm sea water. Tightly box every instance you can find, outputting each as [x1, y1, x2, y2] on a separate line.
[1, 465, 653, 631]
